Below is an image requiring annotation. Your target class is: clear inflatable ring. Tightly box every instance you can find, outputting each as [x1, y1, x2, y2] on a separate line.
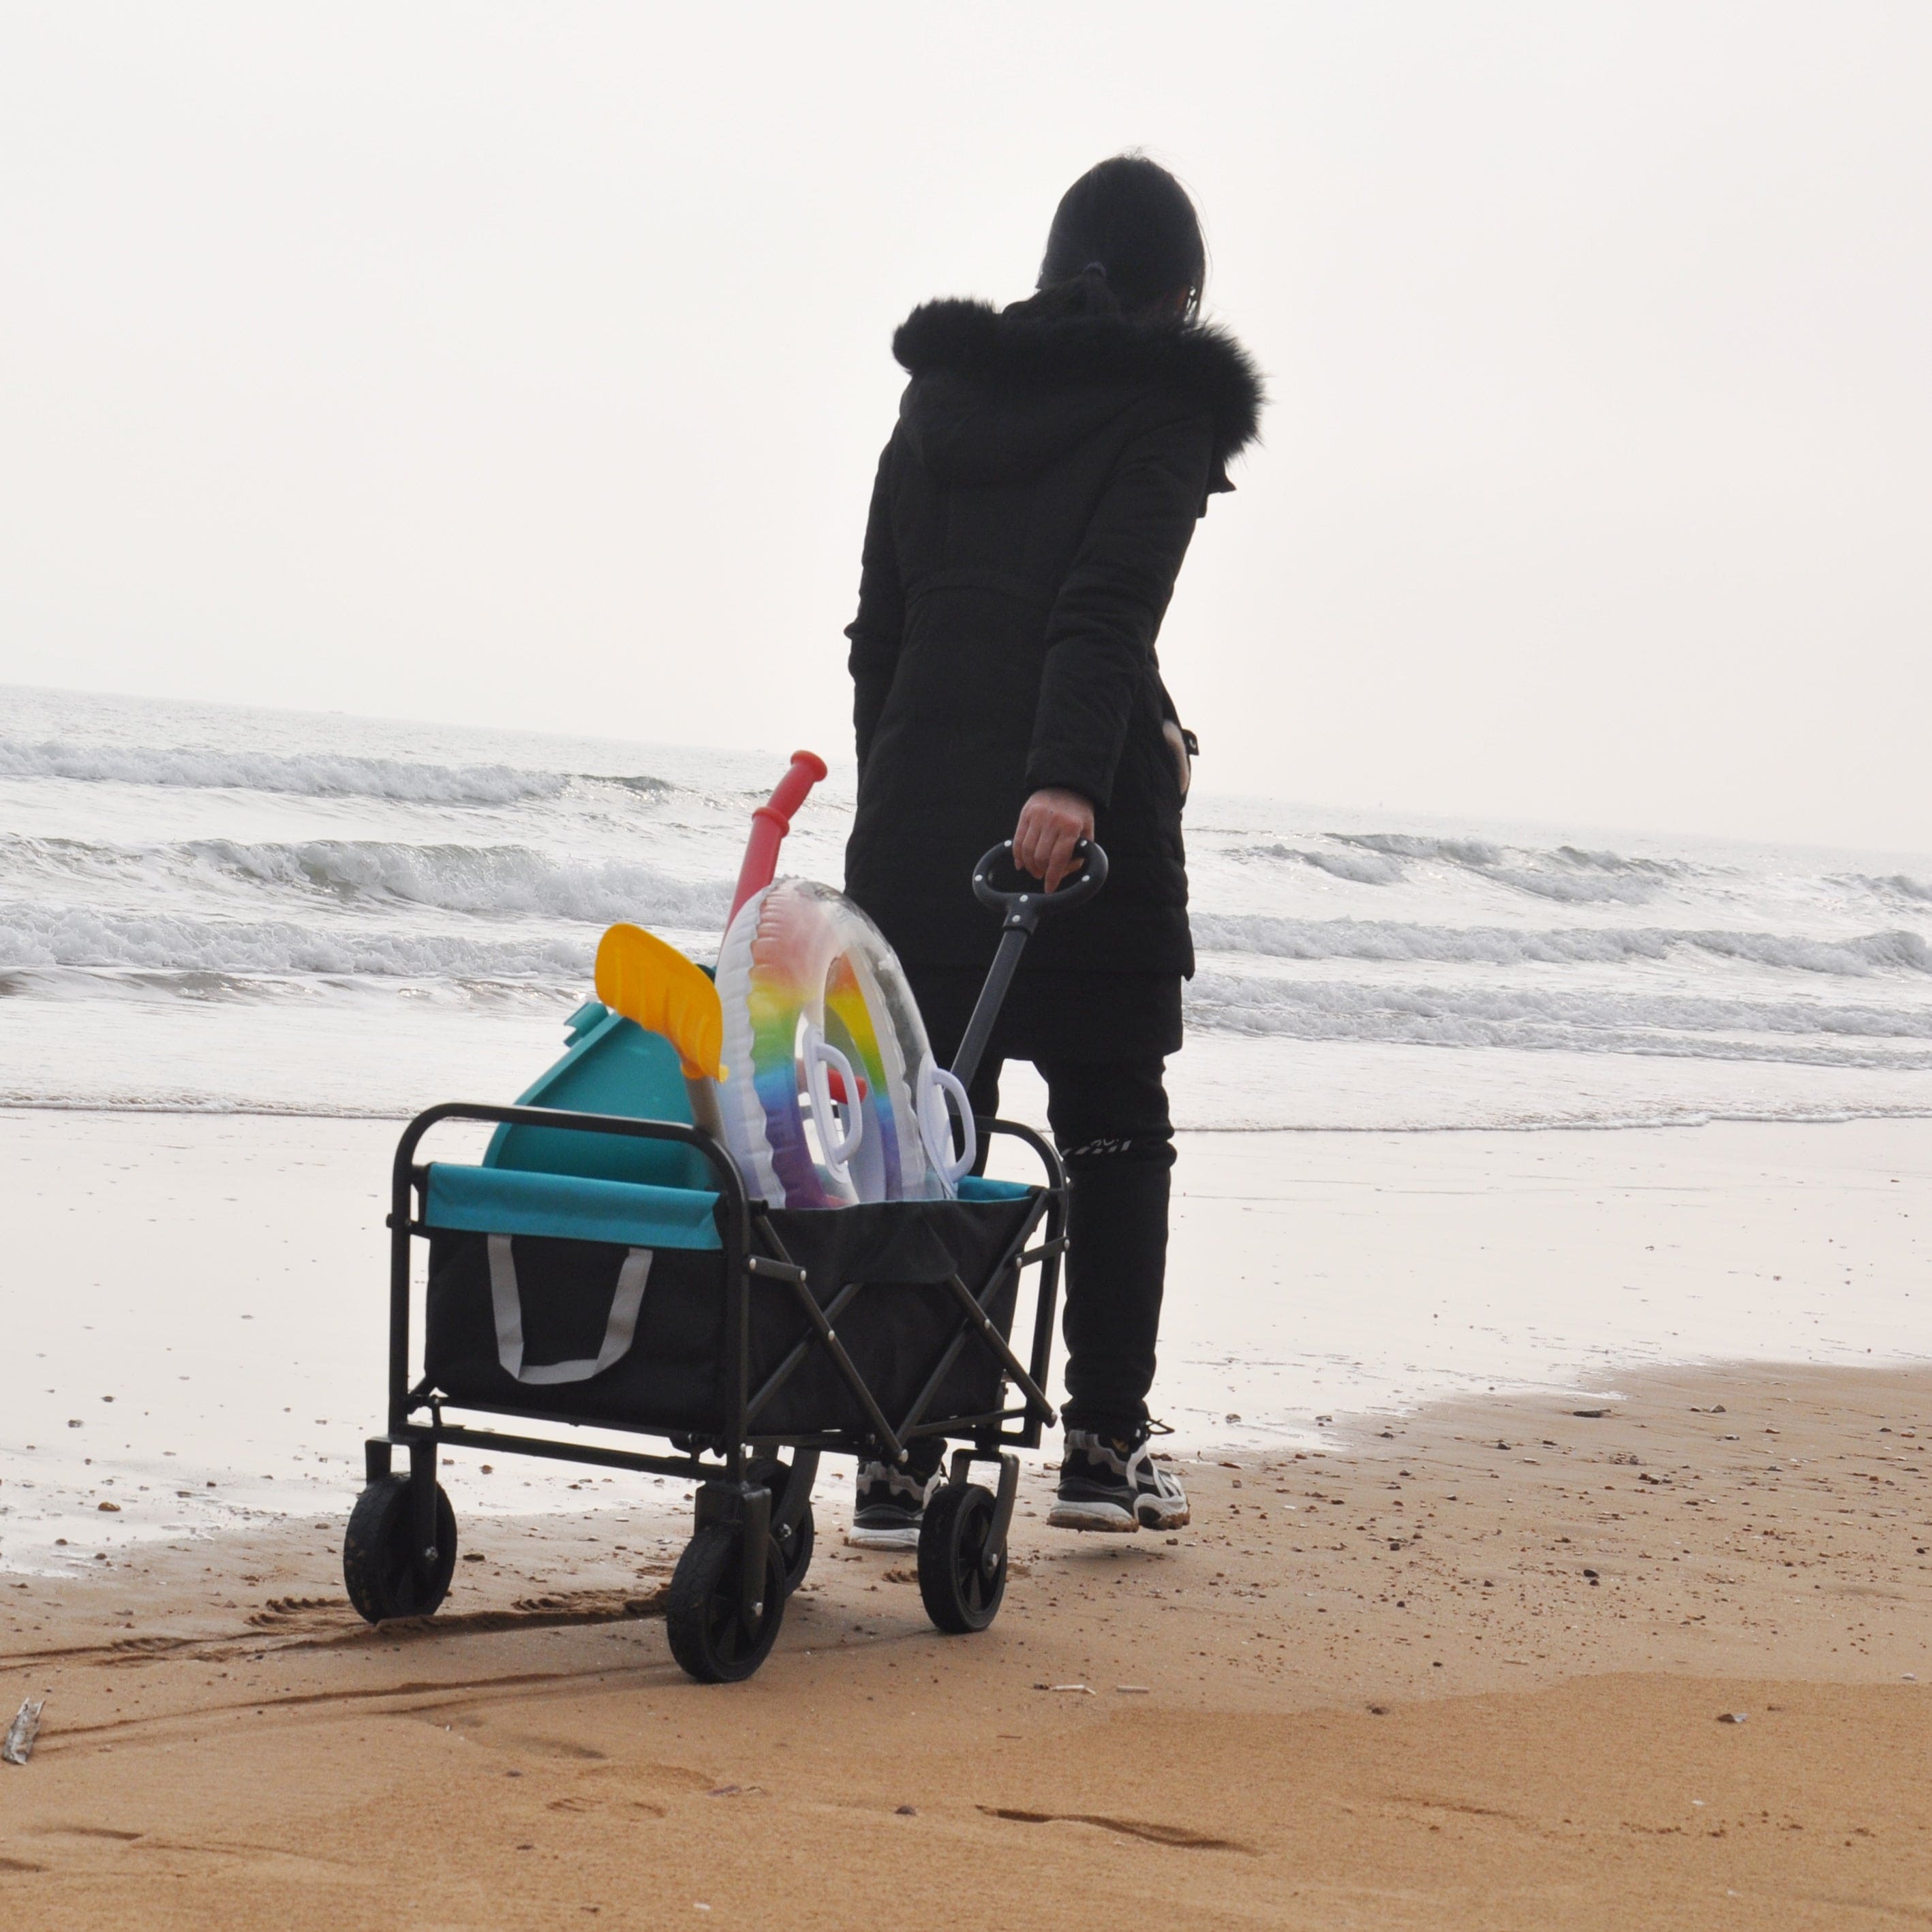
[715, 879, 958, 1210]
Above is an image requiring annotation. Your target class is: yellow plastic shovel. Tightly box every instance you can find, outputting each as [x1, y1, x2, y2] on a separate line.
[594, 923, 729, 1139]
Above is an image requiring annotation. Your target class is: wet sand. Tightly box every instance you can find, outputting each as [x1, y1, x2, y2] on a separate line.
[6, 1107, 1931, 1565]
[4, 1360, 1930, 1929]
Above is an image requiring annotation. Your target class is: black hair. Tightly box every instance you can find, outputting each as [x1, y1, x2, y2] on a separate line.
[1037, 155, 1206, 321]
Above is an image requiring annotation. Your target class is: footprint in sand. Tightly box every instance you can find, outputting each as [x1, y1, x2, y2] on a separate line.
[545, 1795, 668, 1820]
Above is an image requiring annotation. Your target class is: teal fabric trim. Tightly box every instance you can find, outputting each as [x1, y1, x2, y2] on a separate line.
[957, 1176, 1037, 1203]
[425, 1163, 722, 1252]
[484, 1011, 705, 1191]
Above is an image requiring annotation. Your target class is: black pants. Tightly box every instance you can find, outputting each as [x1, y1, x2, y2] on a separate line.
[906, 966, 1180, 1453]
[962, 1053, 1174, 1437]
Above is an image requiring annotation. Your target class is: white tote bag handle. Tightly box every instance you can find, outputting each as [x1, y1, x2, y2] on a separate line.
[917, 1058, 976, 1187]
[487, 1237, 651, 1385]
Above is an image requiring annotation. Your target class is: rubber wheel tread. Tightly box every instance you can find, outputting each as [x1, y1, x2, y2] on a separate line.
[917, 1481, 1007, 1635]
[665, 1524, 786, 1683]
[342, 1475, 457, 1624]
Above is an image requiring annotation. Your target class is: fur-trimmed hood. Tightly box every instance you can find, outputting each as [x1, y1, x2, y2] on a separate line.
[891, 296, 1264, 491]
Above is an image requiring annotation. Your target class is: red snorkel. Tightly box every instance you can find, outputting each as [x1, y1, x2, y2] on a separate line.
[729, 750, 829, 924]
[729, 750, 866, 1101]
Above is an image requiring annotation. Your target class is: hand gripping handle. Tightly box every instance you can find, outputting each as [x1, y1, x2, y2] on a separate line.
[970, 838, 1109, 936]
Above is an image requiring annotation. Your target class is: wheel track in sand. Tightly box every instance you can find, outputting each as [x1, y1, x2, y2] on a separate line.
[0, 1582, 671, 1671]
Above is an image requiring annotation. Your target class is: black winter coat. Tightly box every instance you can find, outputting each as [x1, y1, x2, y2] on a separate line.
[842, 295, 1263, 983]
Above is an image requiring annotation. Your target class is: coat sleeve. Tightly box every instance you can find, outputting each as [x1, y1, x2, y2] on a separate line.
[844, 437, 905, 776]
[1025, 408, 1216, 810]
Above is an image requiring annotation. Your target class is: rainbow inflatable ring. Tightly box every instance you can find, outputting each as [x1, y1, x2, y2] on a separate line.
[715, 879, 972, 1210]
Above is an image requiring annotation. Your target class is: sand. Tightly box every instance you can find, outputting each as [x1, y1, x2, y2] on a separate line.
[4, 1106, 1930, 1922]
[3, 1358, 1930, 1929]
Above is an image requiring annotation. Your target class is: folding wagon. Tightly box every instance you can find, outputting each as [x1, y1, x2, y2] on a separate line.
[341, 835, 1103, 1683]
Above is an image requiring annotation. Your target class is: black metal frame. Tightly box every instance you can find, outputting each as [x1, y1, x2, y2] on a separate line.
[362, 1100, 1067, 1611]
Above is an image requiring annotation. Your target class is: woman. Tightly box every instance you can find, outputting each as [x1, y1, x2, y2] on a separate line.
[842, 155, 1262, 1546]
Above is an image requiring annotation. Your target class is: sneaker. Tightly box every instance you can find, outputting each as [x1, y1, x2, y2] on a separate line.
[1049, 1426, 1191, 1533]
[848, 1460, 936, 1550]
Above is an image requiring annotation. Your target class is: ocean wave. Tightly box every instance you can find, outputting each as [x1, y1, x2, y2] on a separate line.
[1191, 913, 1932, 978]
[1340, 832, 1685, 878]
[0, 833, 732, 931]
[10, 887, 1927, 1074]
[0, 739, 672, 807]
[193, 838, 729, 927]
[1845, 872, 1932, 907]
[1182, 970, 1932, 1066]
[1227, 844, 1407, 886]
[0, 902, 593, 981]
[1221, 832, 1695, 906]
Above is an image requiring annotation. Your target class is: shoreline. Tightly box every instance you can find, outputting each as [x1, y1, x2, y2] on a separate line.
[7, 1094, 1932, 1122]
[7, 1096, 1932, 1135]
[3, 1359, 1929, 1927]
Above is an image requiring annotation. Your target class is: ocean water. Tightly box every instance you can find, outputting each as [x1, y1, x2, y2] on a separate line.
[5, 683, 1932, 1132]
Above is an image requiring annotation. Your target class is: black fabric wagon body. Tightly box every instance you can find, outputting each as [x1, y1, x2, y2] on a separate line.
[423, 1176, 1037, 1439]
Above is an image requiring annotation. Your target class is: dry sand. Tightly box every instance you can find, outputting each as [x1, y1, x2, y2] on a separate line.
[4, 1359, 1930, 1929]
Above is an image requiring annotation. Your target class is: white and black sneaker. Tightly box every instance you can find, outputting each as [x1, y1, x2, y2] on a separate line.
[848, 1460, 938, 1550]
[1049, 1426, 1191, 1533]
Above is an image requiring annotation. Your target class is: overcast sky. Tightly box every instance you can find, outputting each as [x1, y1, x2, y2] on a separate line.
[3, 3, 1927, 847]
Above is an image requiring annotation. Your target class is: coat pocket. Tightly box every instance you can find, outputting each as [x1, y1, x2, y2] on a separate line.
[1152, 673, 1195, 814]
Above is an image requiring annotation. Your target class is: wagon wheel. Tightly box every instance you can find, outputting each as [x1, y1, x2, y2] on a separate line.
[342, 1475, 457, 1624]
[916, 1481, 1007, 1634]
[665, 1524, 786, 1683]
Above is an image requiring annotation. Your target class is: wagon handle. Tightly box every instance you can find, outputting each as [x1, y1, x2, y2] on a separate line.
[970, 836, 1108, 933]
[951, 839, 1108, 1092]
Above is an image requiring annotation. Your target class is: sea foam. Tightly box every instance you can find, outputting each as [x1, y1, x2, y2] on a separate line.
[0, 902, 595, 981]
[1191, 913, 1932, 978]
[0, 737, 630, 807]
